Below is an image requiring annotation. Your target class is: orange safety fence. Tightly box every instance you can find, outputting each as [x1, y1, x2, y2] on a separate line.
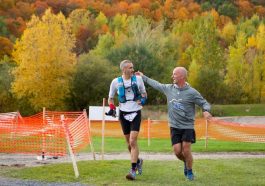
[0, 111, 91, 156]
[207, 118, 265, 143]
[89, 118, 265, 143]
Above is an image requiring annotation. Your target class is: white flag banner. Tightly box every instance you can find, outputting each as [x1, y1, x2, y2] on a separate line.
[89, 106, 119, 121]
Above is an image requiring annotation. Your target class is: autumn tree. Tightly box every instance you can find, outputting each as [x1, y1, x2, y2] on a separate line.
[225, 32, 249, 103]
[188, 16, 225, 103]
[220, 21, 236, 45]
[12, 9, 76, 111]
[252, 24, 265, 102]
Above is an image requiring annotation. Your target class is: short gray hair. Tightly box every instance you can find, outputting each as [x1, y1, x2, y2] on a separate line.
[120, 60, 132, 70]
[174, 67, 188, 78]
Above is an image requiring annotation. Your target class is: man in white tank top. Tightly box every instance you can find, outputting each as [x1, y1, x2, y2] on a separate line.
[107, 60, 147, 180]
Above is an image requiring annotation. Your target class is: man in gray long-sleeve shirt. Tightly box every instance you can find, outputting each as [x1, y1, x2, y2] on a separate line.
[136, 67, 212, 181]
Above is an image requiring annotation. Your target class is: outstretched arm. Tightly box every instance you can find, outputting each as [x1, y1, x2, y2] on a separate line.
[135, 71, 167, 94]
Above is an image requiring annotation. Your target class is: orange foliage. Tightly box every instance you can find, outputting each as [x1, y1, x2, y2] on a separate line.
[46, 0, 68, 14]
[101, 3, 116, 17]
[75, 26, 93, 55]
[164, 0, 174, 11]
[129, 3, 142, 15]
[117, 1, 129, 14]
[67, 0, 87, 9]
[237, 0, 254, 18]
[101, 24, 109, 33]
[15, 1, 35, 20]
[0, 0, 15, 11]
[5, 17, 25, 37]
[139, 0, 151, 9]
[175, 7, 189, 20]
[187, 2, 201, 13]
[255, 6, 265, 17]
[0, 36, 13, 58]
[34, 0, 49, 16]
[164, 0, 174, 18]
[152, 8, 163, 21]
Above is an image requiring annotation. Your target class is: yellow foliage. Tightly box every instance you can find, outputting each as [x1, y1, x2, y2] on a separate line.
[95, 11, 108, 28]
[256, 24, 265, 51]
[246, 36, 256, 48]
[221, 22, 236, 43]
[12, 9, 76, 111]
[188, 60, 200, 88]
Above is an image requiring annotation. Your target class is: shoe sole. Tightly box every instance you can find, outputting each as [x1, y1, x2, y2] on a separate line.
[126, 174, 135, 180]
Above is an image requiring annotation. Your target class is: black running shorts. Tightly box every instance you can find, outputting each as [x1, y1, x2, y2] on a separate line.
[170, 127, 196, 145]
[119, 110, 141, 135]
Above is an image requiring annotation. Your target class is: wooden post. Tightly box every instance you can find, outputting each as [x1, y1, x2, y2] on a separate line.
[42, 107, 46, 160]
[61, 114, 79, 178]
[205, 119, 208, 150]
[148, 118, 151, 146]
[83, 109, 96, 160]
[43, 107, 46, 124]
[101, 98, 106, 160]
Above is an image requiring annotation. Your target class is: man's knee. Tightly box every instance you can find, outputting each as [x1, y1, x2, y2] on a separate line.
[173, 145, 182, 157]
[182, 144, 192, 156]
[129, 139, 137, 148]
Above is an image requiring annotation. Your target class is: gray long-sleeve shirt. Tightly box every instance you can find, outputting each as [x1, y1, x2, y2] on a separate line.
[142, 75, 211, 129]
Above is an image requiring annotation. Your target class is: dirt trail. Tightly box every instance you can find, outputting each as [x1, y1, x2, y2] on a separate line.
[1, 152, 264, 168]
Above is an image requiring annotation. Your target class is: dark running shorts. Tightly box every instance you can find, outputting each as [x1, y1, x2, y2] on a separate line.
[170, 127, 196, 145]
[119, 110, 141, 135]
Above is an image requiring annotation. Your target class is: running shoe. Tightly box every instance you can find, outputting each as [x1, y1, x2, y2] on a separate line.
[186, 169, 194, 181]
[126, 168, 136, 180]
[136, 158, 143, 175]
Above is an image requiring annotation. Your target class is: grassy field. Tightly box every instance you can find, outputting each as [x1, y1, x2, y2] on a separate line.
[1, 159, 265, 185]
[88, 137, 265, 153]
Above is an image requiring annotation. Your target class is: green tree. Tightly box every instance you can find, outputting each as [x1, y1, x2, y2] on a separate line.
[0, 56, 16, 112]
[109, 13, 128, 34]
[254, 24, 265, 102]
[188, 16, 225, 103]
[90, 32, 115, 57]
[0, 16, 9, 37]
[95, 11, 108, 29]
[69, 53, 118, 110]
[12, 9, 76, 111]
[217, 2, 238, 20]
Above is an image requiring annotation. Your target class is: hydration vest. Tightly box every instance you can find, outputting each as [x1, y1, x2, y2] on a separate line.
[117, 75, 142, 103]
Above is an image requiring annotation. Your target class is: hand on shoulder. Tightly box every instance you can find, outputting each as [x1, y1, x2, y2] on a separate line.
[135, 71, 144, 76]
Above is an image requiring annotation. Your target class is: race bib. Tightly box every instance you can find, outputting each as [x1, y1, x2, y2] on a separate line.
[124, 112, 137, 122]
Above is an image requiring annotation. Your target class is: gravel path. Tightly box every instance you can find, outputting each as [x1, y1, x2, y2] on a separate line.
[0, 152, 264, 186]
[1, 152, 265, 167]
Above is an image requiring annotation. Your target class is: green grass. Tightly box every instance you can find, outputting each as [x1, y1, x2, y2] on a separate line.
[1, 159, 265, 185]
[143, 104, 265, 118]
[210, 104, 265, 116]
[87, 137, 265, 153]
